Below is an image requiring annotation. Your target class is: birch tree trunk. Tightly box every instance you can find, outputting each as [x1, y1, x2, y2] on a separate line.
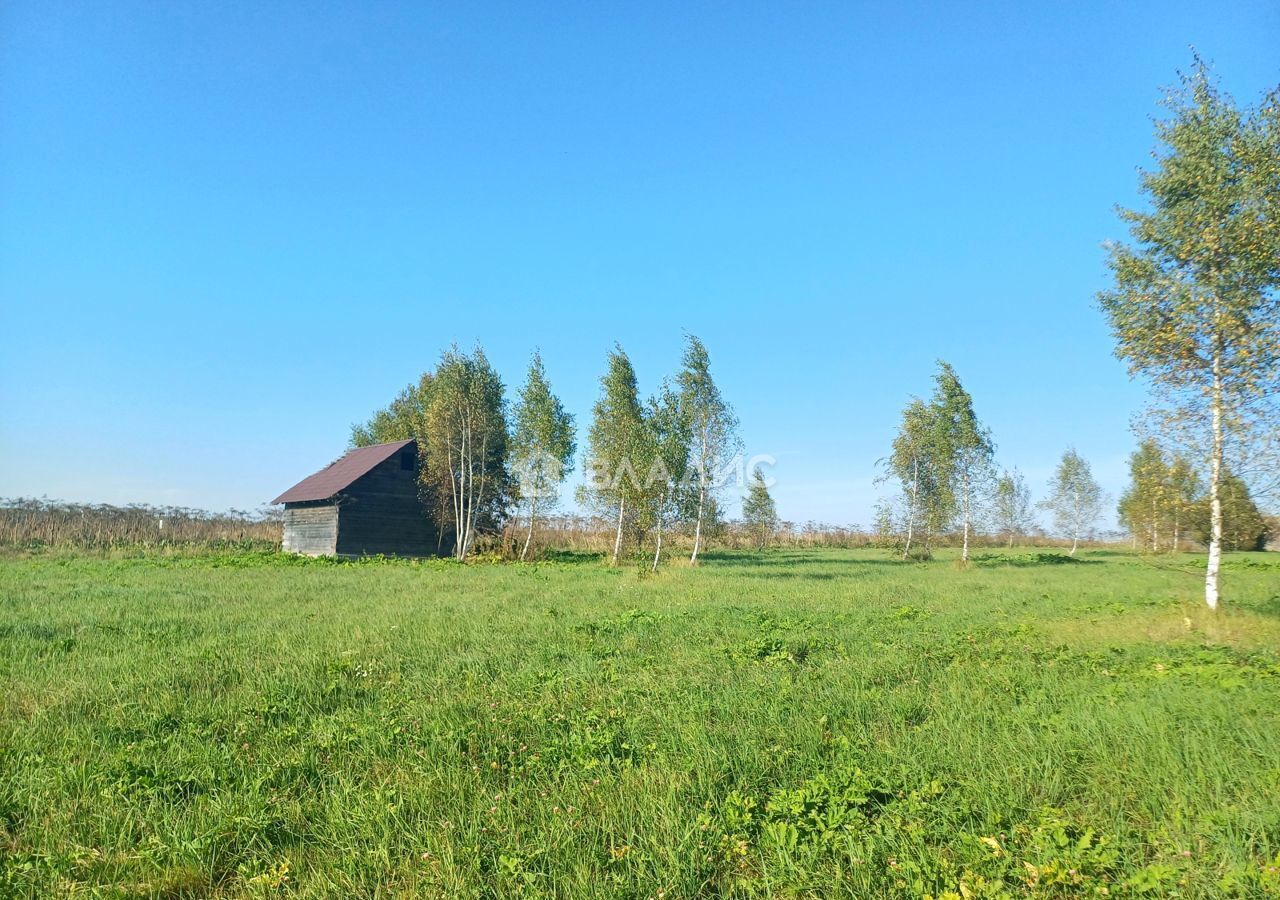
[690, 481, 706, 566]
[1151, 497, 1159, 552]
[901, 458, 917, 561]
[520, 497, 537, 561]
[652, 519, 662, 572]
[611, 498, 625, 567]
[1205, 349, 1223, 610]
[1069, 484, 1079, 557]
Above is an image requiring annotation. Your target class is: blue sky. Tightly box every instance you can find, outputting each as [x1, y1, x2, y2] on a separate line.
[1, 1, 1277, 526]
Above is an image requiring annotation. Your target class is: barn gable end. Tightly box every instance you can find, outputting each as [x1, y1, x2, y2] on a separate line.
[273, 440, 438, 558]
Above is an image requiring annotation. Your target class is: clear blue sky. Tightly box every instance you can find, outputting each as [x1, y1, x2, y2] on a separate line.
[2, 1, 1276, 526]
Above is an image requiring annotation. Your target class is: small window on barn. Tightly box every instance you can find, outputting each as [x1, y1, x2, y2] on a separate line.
[400, 450, 415, 471]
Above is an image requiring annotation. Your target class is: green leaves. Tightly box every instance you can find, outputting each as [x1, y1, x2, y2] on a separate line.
[741, 467, 777, 551]
[511, 351, 576, 553]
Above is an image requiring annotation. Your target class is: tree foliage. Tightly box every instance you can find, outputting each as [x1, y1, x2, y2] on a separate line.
[582, 346, 651, 566]
[641, 381, 692, 570]
[1098, 59, 1280, 605]
[886, 398, 948, 559]
[930, 362, 994, 562]
[511, 352, 576, 560]
[1040, 449, 1104, 556]
[991, 468, 1034, 548]
[350, 373, 433, 449]
[1117, 440, 1201, 552]
[1193, 471, 1268, 551]
[677, 335, 739, 565]
[741, 467, 778, 551]
[424, 346, 511, 561]
[884, 362, 993, 560]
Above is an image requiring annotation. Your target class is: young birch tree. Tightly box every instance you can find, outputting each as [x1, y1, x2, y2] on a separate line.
[992, 468, 1034, 548]
[1098, 60, 1280, 608]
[1167, 455, 1200, 550]
[884, 398, 950, 560]
[642, 382, 691, 571]
[583, 346, 649, 567]
[511, 352, 576, 561]
[1041, 448, 1104, 556]
[425, 346, 511, 561]
[741, 467, 778, 551]
[931, 362, 994, 563]
[1117, 440, 1170, 551]
[677, 336, 739, 566]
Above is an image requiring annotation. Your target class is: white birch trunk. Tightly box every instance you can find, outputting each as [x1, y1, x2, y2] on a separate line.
[652, 519, 662, 572]
[1205, 349, 1223, 610]
[611, 498, 625, 567]
[520, 497, 537, 561]
[901, 456, 918, 561]
[690, 481, 706, 566]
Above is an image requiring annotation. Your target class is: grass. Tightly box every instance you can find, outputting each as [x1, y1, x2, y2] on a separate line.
[2, 548, 1279, 898]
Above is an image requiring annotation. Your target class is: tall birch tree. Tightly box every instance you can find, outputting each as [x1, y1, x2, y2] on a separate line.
[884, 398, 950, 560]
[1117, 440, 1171, 551]
[741, 467, 778, 551]
[1098, 60, 1280, 608]
[583, 346, 649, 567]
[930, 362, 994, 563]
[424, 346, 511, 561]
[511, 351, 576, 561]
[642, 381, 691, 571]
[1040, 448, 1103, 556]
[676, 336, 739, 566]
[992, 468, 1034, 549]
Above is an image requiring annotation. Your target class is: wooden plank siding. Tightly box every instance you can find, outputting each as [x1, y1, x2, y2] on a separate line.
[280, 443, 441, 558]
[282, 502, 339, 556]
[334, 447, 439, 557]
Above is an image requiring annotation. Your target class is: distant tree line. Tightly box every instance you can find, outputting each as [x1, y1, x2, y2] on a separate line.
[1118, 439, 1268, 552]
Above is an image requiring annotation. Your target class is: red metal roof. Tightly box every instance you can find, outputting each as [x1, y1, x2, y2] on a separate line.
[272, 439, 415, 504]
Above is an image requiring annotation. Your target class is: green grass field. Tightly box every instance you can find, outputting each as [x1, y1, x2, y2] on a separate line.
[2, 549, 1279, 898]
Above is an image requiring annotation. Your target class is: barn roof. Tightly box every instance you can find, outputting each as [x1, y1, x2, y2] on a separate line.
[272, 439, 415, 504]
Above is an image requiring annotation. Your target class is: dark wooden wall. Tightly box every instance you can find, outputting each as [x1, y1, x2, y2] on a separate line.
[282, 502, 339, 555]
[334, 446, 440, 557]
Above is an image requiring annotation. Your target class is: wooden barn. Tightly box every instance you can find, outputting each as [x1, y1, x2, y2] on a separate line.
[272, 439, 438, 557]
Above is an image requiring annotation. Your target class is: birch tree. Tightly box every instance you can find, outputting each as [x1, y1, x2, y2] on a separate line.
[991, 468, 1033, 548]
[511, 352, 576, 561]
[884, 398, 950, 560]
[583, 346, 649, 567]
[641, 381, 691, 571]
[931, 362, 994, 562]
[1117, 440, 1170, 551]
[1098, 60, 1280, 608]
[741, 467, 778, 551]
[351, 373, 454, 551]
[1040, 448, 1103, 556]
[1167, 455, 1200, 550]
[676, 336, 739, 566]
[424, 346, 511, 561]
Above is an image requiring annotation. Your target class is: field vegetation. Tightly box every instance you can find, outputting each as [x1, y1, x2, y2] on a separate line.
[3, 548, 1279, 897]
